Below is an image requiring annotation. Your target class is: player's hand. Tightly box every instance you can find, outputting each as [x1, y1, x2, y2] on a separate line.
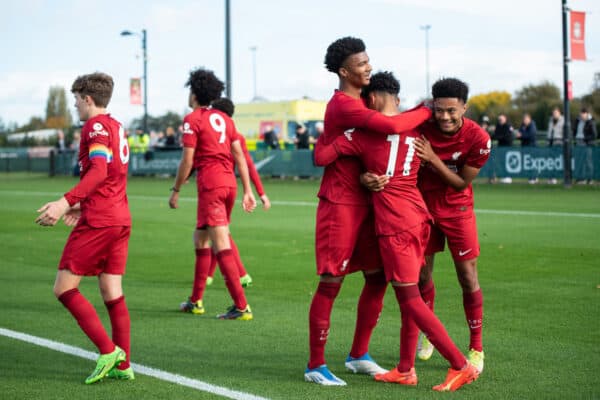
[414, 137, 437, 163]
[260, 194, 271, 211]
[242, 192, 257, 213]
[169, 191, 179, 209]
[62, 208, 81, 227]
[36, 197, 70, 226]
[360, 172, 389, 192]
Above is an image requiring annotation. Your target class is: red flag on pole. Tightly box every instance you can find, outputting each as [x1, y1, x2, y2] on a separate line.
[570, 11, 586, 61]
[130, 78, 142, 105]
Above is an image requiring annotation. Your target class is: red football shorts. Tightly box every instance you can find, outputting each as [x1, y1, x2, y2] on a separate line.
[59, 223, 131, 276]
[378, 222, 430, 283]
[425, 212, 480, 261]
[196, 186, 236, 229]
[315, 199, 382, 277]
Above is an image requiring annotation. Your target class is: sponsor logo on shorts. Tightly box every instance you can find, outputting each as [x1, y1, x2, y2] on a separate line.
[452, 151, 462, 160]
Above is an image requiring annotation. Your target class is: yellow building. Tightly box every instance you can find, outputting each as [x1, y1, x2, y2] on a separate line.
[233, 99, 326, 150]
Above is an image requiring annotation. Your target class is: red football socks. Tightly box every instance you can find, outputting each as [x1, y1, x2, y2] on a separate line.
[58, 288, 114, 355]
[394, 285, 466, 370]
[419, 279, 436, 311]
[105, 295, 131, 369]
[349, 271, 387, 358]
[191, 248, 211, 302]
[229, 235, 248, 277]
[463, 289, 483, 352]
[216, 249, 247, 310]
[308, 281, 342, 369]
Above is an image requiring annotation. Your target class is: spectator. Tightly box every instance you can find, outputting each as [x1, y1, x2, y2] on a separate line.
[294, 123, 313, 150]
[547, 107, 564, 147]
[517, 114, 538, 183]
[573, 107, 597, 184]
[164, 126, 178, 149]
[517, 114, 537, 147]
[492, 114, 514, 183]
[127, 129, 149, 153]
[70, 130, 81, 176]
[55, 130, 67, 153]
[480, 115, 490, 135]
[492, 114, 514, 146]
[314, 121, 324, 141]
[262, 124, 280, 150]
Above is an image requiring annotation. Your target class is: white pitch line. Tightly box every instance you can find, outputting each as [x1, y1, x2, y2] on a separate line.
[0, 327, 270, 400]
[2, 190, 600, 218]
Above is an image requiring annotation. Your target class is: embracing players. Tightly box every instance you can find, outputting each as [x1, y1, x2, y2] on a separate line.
[304, 37, 432, 386]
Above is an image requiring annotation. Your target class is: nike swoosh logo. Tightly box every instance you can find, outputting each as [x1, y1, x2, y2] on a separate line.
[458, 249, 472, 256]
[253, 155, 276, 171]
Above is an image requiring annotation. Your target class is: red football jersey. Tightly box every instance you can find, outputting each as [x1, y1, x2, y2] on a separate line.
[333, 128, 430, 235]
[65, 114, 131, 228]
[417, 118, 491, 219]
[317, 90, 432, 205]
[181, 107, 238, 190]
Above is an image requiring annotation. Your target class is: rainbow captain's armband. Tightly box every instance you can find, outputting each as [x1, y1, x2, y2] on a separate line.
[89, 144, 113, 162]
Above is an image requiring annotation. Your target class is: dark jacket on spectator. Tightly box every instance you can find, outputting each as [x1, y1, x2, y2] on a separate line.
[493, 122, 514, 146]
[518, 120, 537, 147]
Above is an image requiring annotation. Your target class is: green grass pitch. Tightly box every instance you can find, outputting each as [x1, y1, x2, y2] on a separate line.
[1, 173, 599, 399]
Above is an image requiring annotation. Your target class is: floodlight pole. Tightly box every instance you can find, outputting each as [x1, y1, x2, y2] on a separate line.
[562, 0, 573, 186]
[120, 29, 148, 134]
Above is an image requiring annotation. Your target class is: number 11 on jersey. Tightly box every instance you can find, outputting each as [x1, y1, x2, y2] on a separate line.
[386, 134, 416, 177]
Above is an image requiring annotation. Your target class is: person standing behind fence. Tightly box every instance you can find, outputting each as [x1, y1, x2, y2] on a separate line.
[517, 113, 538, 183]
[492, 114, 514, 183]
[263, 124, 280, 150]
[573, 107, 597, 184]
[294, 123, 314, 150]
[547, 108, 564, 184]
[547, 107, 564, 147]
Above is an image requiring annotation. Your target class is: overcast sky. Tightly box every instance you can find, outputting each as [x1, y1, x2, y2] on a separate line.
[1, 0, 598, 127]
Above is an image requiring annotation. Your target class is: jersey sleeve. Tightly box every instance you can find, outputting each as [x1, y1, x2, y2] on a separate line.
[239, 134, 265, 196]
[64, 122, 109, 206]
[181, 115, 197, 148]
[339, 97, 431, 134]
[466, 128, 492, 169]
[314, 130, 364, 166]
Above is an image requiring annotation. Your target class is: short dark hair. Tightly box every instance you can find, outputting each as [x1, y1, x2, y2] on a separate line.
[211, 97, 235, 117]
[581, 107, 589, 113]
[432, 77, 469, 103]
[71, 72, 114, 107]
[361, 71, 400, 99]
[324, 37, 366, 73]
[185, 68, 224, 106]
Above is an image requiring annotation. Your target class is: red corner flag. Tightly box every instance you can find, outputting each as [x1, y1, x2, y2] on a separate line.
[130, 78, 142, 105]
[570, 11, 587, 61]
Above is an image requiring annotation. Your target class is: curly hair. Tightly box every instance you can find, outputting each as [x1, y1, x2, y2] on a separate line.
[71, 72, 114, 107]
[185, 68, 224, 106]
[211, 97, 235, 117]
[432, 77, 469, 103]
[361, 71, 400, 98]
[324, 36, 366, 73]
